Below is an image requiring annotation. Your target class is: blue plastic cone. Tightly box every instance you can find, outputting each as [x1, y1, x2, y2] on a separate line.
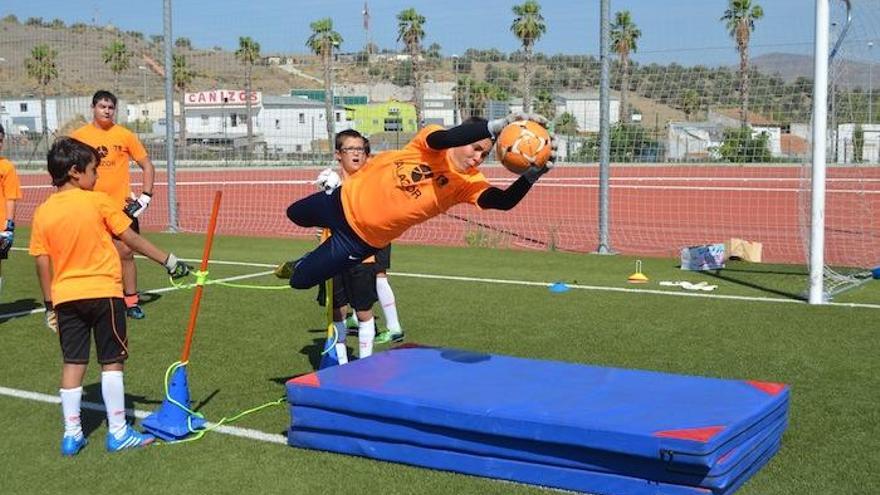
[872, 266, 880, 279]
[319, 336, 340, 369]
[142, 365, 206, 441]
[549, 282, 570, 293]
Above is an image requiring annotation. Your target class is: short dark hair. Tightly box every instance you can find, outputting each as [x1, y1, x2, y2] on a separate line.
[335, 129, 370, 155]
[91, 90, 118, 107]
[47, 137, 100, 187]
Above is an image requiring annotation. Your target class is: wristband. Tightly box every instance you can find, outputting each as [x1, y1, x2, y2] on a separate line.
[44, 300, 54, 311]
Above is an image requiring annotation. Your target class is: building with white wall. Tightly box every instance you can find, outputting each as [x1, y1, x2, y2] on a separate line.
[0, 96, 94, 135]
[164, 90, 352, 153]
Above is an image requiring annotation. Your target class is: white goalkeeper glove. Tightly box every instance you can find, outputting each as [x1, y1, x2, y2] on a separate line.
[44, 301, 58, 333]
[521, 133, 559, 184]
[487, 112, 550, 140]
[124, 192, 152, 219]
[314, 168, 342, 195]
[163, 253, 193, 279]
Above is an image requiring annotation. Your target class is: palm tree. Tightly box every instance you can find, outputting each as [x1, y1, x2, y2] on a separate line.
[25, 44, 58, 145]
[235, 36, 261, 156]
[555, 112, 578, 135]
[306, 18, 343, 151]
[534, 90, 556, 120]
[721, 0, 764, 128]
[397, 8, 426, 128]
[173, 54, 196, 154]
[511, 0, 546, 113]
[102, 40, 131, 92]
[681, 89, 700, 121]
[610, 10, 641, 123]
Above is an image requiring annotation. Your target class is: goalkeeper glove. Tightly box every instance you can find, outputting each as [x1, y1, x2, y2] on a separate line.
[487, 112, 550, 140]
[0, 231, 12, 258]
[44, 301, 58, 333]
[314, 168, 342, 194]
[521, 133, 559, 184]
[163, 253, 192, 279]
[124, 192, 152, 219]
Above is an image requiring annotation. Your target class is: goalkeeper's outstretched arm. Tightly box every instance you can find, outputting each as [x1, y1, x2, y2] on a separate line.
[476, 176, 534, 211]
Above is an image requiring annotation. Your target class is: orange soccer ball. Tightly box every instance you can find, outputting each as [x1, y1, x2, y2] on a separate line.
[495, 120, 552, 174]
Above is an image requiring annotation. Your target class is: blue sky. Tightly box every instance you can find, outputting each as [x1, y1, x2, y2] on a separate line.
[2, 1, 818, 66]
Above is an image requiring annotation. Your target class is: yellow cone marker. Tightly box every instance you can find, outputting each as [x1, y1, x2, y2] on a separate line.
[628, 260, 649, 283]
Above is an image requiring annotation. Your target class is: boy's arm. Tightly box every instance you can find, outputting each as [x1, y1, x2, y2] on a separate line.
[35, 255, 52, 302]
[125, 156, 155, 218]
[476, 176, 535, 211]
[425, 123, 492, 150]
[117, 229, 192, 278]
[135, 156, 156, 195]
[35, 255, 57, 333]
[5, 199, 15, 223]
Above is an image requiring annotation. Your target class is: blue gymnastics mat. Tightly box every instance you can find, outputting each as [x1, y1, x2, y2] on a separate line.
[287, 346, 789, 494]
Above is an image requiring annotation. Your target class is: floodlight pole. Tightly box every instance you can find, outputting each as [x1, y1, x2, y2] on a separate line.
[596, 0, 613, 254]
[809, 0, 830, 304]
[164, 0, 179, 232]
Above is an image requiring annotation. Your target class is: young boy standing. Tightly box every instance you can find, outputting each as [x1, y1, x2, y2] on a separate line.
[71, 90, 156, 319]
[0, 124, 22, 297]
[29, 137, 191, 456]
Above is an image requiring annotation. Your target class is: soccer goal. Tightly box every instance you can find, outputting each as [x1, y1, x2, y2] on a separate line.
[804, 0, 880, 302]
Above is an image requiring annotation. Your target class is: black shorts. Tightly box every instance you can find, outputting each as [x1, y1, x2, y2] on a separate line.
[57, 297, 128, 365]
[111, 217, 139, 240]
[373, 245, 391, 273]
[332, 263, 377, 312]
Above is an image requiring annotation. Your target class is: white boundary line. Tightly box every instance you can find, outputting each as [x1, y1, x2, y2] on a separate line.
[0, 386, 287, 445]
[5, 250, 878, 310]
[0, 267, 277, 319]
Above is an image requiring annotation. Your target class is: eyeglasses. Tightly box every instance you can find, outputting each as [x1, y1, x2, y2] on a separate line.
[340, 147, 366, 154]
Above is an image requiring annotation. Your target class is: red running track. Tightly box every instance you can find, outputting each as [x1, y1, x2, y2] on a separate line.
[15, 164, 880, 266]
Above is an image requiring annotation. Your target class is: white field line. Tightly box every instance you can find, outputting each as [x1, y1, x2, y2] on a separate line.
[0, 386, 287, 445]
[7, 251, 878, 312]
[0, 260, 276, 319]
[388, 272, 880, 310]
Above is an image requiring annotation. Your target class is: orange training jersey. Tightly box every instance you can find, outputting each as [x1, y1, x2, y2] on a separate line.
[0, 157, 22, 222]
[341, 125, 490, 248]
[29, 189, 133, 305]
[70, 124, 148, 207]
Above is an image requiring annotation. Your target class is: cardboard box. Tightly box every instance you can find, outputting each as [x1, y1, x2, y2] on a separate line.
[725, 238, 763, 263]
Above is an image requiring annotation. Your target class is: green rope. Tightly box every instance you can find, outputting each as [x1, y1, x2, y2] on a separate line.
[155, 361, 286, 446]
[168, 270, 288, 291]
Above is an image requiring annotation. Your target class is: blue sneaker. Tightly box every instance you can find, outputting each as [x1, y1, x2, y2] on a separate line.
[106, 426, 155, 452]
[126, 305, 145, 319]
[61, 434, 87, 456]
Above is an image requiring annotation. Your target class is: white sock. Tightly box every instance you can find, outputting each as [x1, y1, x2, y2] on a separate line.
[333, 321, 348, 364]
[376, 277, 401, 332]
[358, 318, 375, 359]
[101, 371, 127, 438]
[60, 387, 83, 439]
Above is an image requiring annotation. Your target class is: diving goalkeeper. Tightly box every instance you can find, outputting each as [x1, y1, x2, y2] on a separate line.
[277, 113, 556, 290]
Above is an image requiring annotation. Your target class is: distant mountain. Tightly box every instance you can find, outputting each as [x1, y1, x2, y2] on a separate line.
[751, 52, 878, 91]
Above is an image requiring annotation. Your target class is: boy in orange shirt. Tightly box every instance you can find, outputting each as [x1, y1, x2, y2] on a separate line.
[0, 124, 23, 297]
[278, 113, 555, 290]
[29, 137, 191, 456]
[71, 90, 156, 319]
